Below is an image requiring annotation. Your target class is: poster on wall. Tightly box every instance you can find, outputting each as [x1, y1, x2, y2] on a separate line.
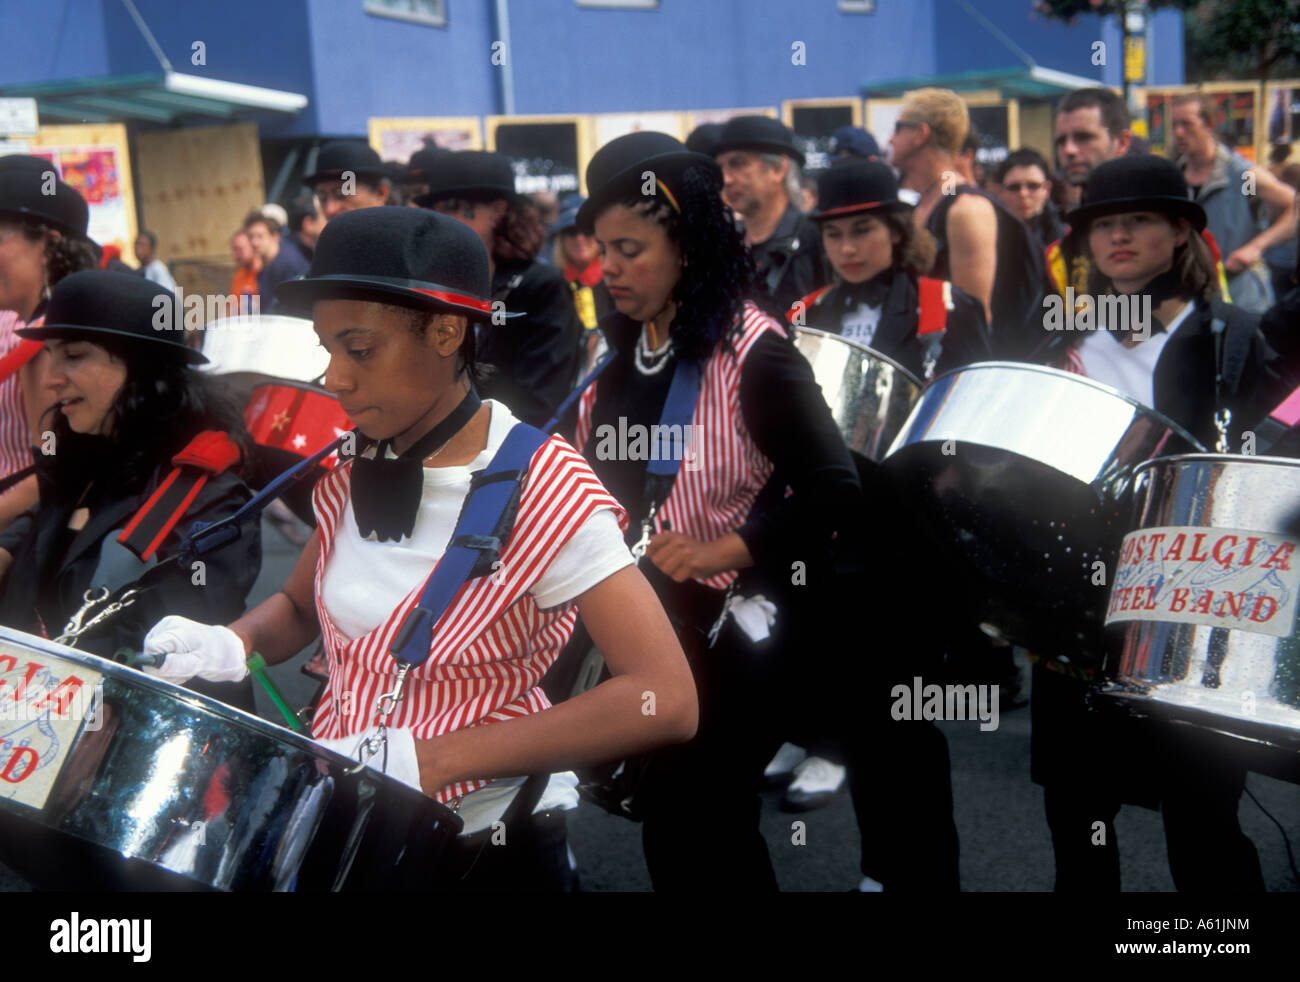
[368, 116, 483, 164]
[967, 104, 1011, 173]
[1265, 83, 1300, 153]
[784, 100, 861, 171]
[28, 146, 129, 252]
[592, 112, 685, 152]
[487, 116, 586, 195]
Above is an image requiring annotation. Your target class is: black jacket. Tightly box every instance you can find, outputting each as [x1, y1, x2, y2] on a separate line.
[797, 268, 992, 379]
[1150, 299, 1296, 451]
[749, 205, 829, 317]
[0, 462, 262, 708]
[482, 258, 584, 427]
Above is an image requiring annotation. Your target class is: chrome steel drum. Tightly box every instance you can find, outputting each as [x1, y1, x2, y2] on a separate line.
[1097, 454, 1300, 761]
[882, 362, 1204, 663]
[793, 328, 922, 462]
[200, 314, 328, 381]
[0, 626, 460, 891]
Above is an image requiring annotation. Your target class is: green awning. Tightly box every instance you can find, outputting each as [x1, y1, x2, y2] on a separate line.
[0, 71, 307, 125]
[863, 65, 1106, 101]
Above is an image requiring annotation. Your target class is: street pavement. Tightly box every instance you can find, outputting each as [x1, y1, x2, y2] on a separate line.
[3, 516, 1298, 892]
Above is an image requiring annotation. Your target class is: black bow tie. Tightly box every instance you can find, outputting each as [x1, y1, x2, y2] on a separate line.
[348, 388, 482, 542]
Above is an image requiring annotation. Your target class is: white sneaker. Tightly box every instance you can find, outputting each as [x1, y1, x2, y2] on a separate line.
[780, 756, 846, 812]
[858, 876, 884, 892]
[763, 742, 807, 787]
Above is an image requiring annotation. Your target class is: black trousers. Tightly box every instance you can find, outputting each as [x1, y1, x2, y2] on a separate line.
[636, 612, 960, 893]
[1030, 662, 1264, 893]
[428, 811, 577, 892]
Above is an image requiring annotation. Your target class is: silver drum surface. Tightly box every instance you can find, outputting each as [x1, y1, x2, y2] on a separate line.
[1098, 454, 1300, 757]
[793, 328, 922, 463]
[0, 627, 461, 891]
[882, 361, 1203, 664]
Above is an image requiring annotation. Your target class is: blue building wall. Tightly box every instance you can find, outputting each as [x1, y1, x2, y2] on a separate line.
[2, 0, 1185, 139]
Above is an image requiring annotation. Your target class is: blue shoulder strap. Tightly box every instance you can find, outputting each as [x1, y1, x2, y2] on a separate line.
[542, 348, 616, 433]
[647, 356, 701, 480]
[388, 421, 551, 668]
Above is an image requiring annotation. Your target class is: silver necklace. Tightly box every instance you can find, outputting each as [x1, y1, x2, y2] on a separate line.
[634, 324, 674, 376]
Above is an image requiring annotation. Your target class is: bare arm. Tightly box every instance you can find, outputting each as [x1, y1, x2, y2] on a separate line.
[414, 564, 697, 794]
[945, 194, 999, 322]
[227, 529, 322, 664]
[1228, 168, 1299, 269]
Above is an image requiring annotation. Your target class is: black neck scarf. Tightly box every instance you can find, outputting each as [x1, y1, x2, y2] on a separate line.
[349, 388, 482, 542]
[1109, 268, 1187, 343]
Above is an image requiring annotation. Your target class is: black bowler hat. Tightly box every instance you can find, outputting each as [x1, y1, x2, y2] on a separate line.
[711, 115, 806, 167]
[404, 144, 451, 181]
[576, 131, 719, 233]
[413, 151, 520, 208]
[0, 154, 90, 239]
[685, 122, 724, 156]
[810, 159, 910, 221]
[18, 271, 207, 364]
[1066, 155, 1207, 238]
[303, 141, 396, 186]
[274, 206, 517, 321]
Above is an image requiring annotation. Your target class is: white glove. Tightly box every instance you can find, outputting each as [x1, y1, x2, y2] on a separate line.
[315, 727, 423, 794]
[141, 615, 249, 684]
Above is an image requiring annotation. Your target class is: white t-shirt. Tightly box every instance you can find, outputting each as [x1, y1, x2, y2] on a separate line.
[1075, 300, 1196, 406]
[318, 400, 633, 834]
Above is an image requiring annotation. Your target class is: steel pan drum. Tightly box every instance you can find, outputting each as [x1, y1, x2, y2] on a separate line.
[200, 314, 328, 381]
[0, 626, 460, 891]
[793, 328, 922, 463]
[1097, 454, 1300, 763]
[882, 362, 1204, 663]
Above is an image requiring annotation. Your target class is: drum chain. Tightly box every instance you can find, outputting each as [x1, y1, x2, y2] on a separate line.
[55, 587, 143, 647]
[347, 662, 411, 776]
[1214, 407, 1232, 454]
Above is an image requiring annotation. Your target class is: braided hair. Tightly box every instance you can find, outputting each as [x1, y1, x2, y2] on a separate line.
[609, 164, 760, 363]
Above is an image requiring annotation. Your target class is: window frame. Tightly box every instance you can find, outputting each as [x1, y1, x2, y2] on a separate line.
[363, 0, 448, 29]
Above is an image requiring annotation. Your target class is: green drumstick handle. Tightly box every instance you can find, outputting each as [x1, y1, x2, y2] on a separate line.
[246, 653, 305, 733]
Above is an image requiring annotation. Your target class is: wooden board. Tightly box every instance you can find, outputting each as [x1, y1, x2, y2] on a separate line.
[134, 123, 264, 262]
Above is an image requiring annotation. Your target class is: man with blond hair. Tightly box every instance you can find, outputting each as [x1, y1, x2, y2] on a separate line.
[1173, 92, 1297, 314]
[890, 88, 1044, 359]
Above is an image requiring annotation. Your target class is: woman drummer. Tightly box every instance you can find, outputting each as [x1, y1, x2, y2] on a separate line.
[1036, 154, 1296, 892]
[0, 271, 261, 710]
[567, 132, 957, 891]
[0, 155, 99, 532]
[142, 206, 696, 890]
[790, 158, 991, 377]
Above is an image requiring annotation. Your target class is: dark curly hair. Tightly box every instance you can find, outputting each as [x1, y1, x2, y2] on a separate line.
[603, 164, 759, 363]
[19, 220, 99, 287]
[40, 338, 253, 508]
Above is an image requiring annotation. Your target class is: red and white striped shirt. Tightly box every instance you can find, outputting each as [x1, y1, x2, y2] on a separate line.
[575, 301, 785, 591]
[0, 311, 39, 481]
[309, 433, 626, 805]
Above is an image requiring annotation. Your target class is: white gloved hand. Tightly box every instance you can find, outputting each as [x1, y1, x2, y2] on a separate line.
[141, 616, 249, 684]
[315, 727, 423, 793]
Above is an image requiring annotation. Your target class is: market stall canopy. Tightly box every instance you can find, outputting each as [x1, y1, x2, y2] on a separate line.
[0, 72, 307, 125]
[862, 65, 1104, 101]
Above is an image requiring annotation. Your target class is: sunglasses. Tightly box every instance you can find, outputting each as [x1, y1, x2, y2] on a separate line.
[1003, 181, 1046, 193]
[893, 120, 922, 134]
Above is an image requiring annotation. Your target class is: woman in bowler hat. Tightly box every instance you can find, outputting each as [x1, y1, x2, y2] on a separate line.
[0, 270, 261, 710]
[563, 132, 939, 892]
[416, 151, 584, 428]
[792, 158, 990, 379]
[1033, 154, 1297, 893]
[0, 155, 99, 533]
[141, 206, 696, 890]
